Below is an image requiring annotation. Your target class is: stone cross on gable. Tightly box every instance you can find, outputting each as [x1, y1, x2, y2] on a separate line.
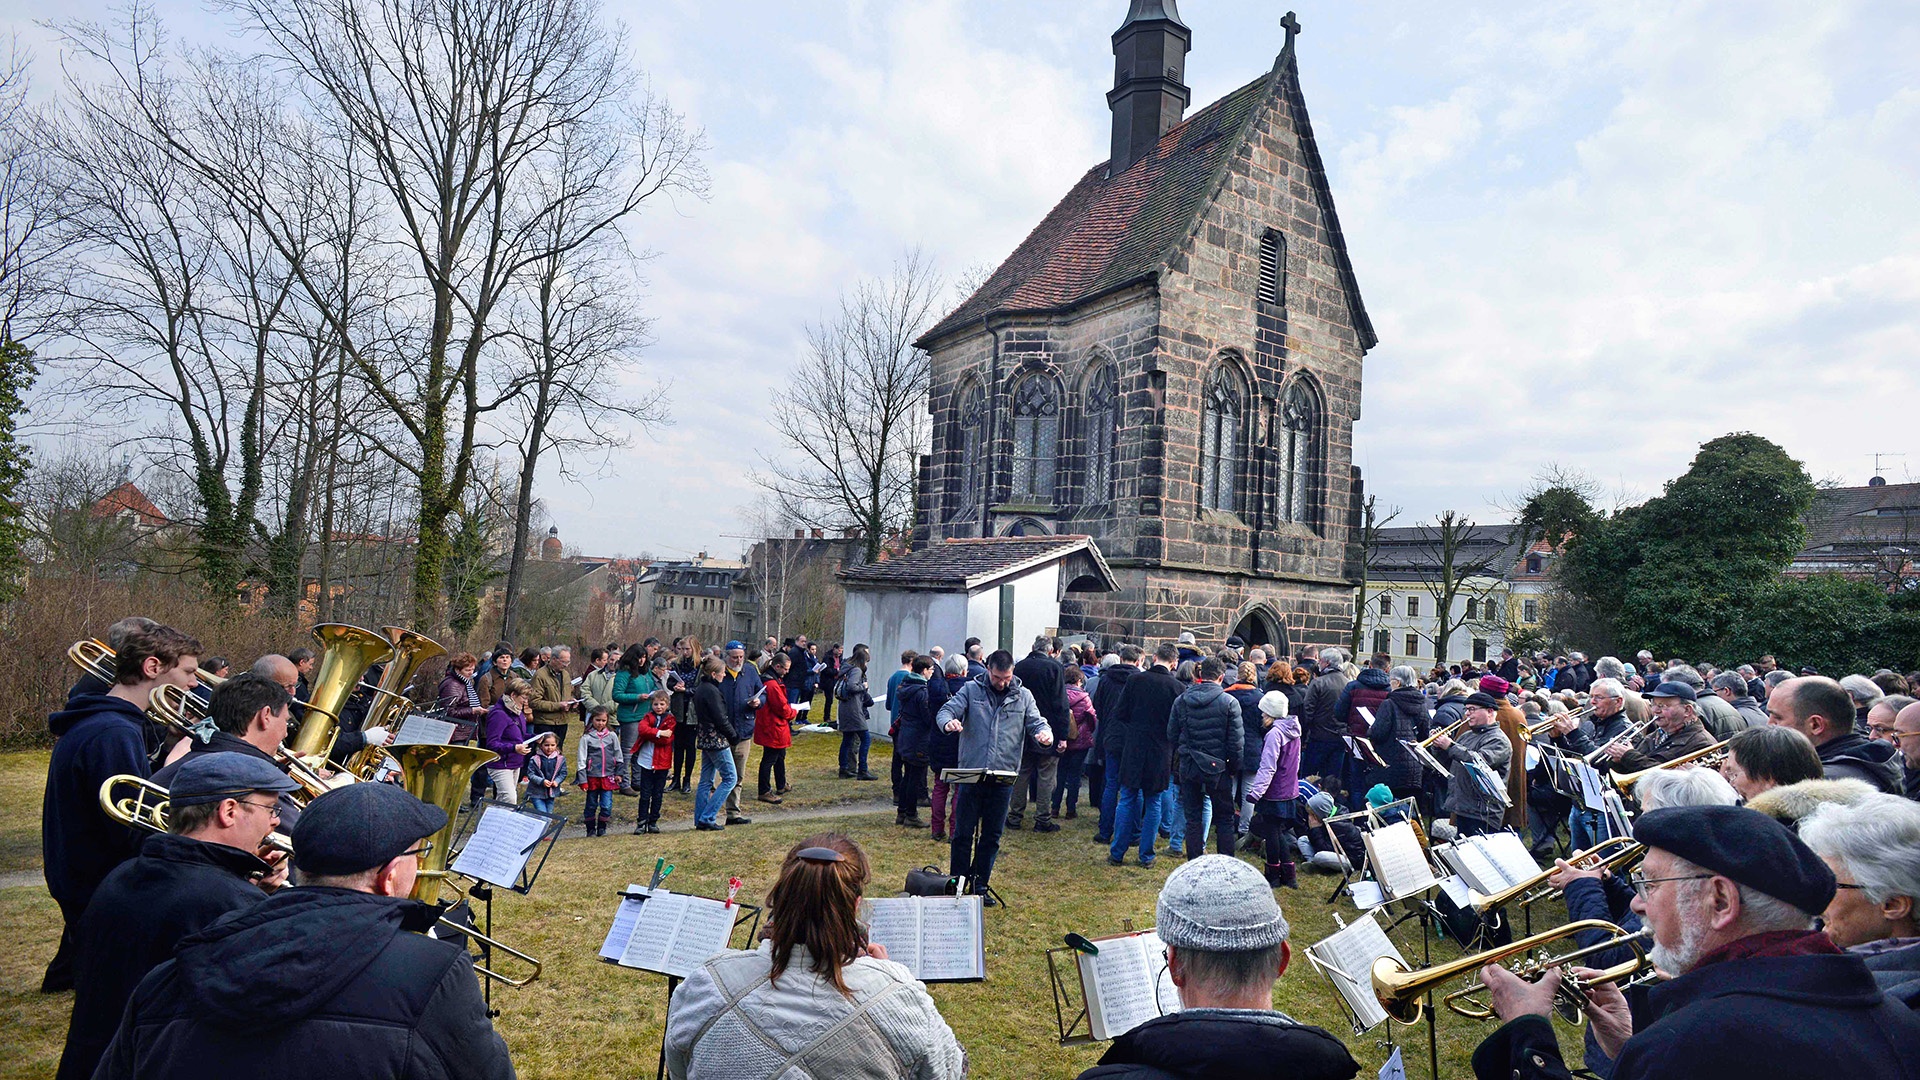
[1281, 11, 1302, 46]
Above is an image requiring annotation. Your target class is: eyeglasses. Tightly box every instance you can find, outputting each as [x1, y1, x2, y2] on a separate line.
[1833, 882, 1867, 891]
[1628, 870, 1712, 899]
[399, 843, 433, 859]
[237, 799, 282, 819]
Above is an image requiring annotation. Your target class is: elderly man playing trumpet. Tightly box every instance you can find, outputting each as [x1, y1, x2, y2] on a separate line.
[1470, 804, 1920, 1080]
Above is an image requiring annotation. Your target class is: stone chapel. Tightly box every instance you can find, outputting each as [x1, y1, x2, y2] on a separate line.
[911, 1, 1375, 654]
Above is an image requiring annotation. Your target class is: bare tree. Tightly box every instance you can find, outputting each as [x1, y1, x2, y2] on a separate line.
[1348, 494, 1400, 655]
[21, 446, 144, 579]
[69, 0, 706, 625]
[1400, 512, 1515, 665]
[738, 495, 809, 640]
[756, 251, 942, 564]
[0, 39, 66, 344]
[496, 131, 670, 642]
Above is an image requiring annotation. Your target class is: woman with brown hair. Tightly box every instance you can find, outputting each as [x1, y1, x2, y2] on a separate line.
[665, 833, 965, 1079]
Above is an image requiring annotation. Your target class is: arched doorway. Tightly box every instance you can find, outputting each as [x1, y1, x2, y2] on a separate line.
[1231, 602, 1289, 656]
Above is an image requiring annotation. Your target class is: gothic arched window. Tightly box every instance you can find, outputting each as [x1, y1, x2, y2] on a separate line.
[1199, 366, 1242, 513]
[1082, 363, 1118, 506]
[1009, 373, 1061, 503]
[1278, 379, 1322, 525]
[956, 381, 986, 515]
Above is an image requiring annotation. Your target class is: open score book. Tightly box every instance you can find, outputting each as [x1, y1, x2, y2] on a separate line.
[1074, 930, 1181, 1041]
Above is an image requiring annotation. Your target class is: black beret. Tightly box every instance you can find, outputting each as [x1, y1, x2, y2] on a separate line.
[170, 754, 301, 805]
[292, 782, 447, 877]
[1464, 691, 1502, 709]
[1634, 805, 1836, 916]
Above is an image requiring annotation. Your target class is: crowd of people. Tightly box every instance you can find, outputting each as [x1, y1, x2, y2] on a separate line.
[36, 611, 1920, 1079]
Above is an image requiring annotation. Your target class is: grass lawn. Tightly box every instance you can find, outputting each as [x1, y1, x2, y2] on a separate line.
[0, 729, 1593, 1079]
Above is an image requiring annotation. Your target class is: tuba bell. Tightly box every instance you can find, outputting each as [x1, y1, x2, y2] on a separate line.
[286, 624, 396, 764]
[341, 626, 448, 779]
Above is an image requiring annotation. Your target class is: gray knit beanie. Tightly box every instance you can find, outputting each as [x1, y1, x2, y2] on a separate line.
[1156, 855, 1290, 951]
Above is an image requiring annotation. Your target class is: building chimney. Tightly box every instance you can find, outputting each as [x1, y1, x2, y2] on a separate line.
[811, 528, 824, 539]
[1108, 0, 1191, 175]
[793, 528, 805, 539]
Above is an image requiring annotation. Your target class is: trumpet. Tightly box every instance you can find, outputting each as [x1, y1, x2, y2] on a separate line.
[1468, 836, 1644, 915]
[1584, 715, 1656, 766]
[1372, 919, 1653, 1026]
[1524, 704, 1593, 740]
[1418, 715, 1470, 749]
[1609, 740, 1730, 796]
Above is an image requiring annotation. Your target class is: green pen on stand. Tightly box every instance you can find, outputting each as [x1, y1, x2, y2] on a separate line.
[648, 858, 665, 891]
[652, 863, 674, 892]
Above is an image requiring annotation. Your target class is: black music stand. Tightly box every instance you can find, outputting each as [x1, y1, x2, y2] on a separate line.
[602, 887, 762, 1080]
[446, 802, 565, 1018]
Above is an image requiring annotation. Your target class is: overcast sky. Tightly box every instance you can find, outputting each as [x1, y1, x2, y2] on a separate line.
[9, 1, 1918, 559]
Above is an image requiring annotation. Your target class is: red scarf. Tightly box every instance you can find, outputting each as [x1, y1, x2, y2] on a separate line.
[1694, 929, 1840, 969]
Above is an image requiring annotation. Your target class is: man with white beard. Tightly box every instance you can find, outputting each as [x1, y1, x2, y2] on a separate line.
[1468, 805, 1920, 1080]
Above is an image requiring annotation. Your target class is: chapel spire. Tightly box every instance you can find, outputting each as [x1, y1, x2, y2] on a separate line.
[1107, 0, 1191, 175]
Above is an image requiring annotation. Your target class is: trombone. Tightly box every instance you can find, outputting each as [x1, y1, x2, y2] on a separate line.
[1609, 740, 1731, 796]
[1468, 836, 1644, 915]
[98, 774, 293, 865]
[1584, 715, 1656, 766]
[70, 639, 226, 743]
[1524, 704, 1593, 740]
[1372, 919, 1653, 1026]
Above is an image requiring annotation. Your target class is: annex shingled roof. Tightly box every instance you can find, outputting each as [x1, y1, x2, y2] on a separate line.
[840, 535, 1115, 592]
[917, 44, 1374, 352]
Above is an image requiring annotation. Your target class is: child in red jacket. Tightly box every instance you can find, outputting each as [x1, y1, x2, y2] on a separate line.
[753, 653, 798, 803]
[631, 691, 676, 834]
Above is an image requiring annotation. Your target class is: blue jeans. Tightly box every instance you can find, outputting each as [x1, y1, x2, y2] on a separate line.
[586, 789, 613, 818]
[696, 747, 737, 825]
[1051, 748, 1089, 815]
[839, 730, 871, 775]
[1569, 806, 1607, 853]
[950, 780, 1014, 891]
[526, 797, 555, 815]
[1110, 788, 1164, 864]
[1096, 766, 1123, 841]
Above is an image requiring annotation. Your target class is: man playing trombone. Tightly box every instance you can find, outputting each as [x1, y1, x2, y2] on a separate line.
[151, 674, 304, 829]
[1469, 805, 1920, 1079]
[95, 782, 515, 1080]
[42, 622, 201, 993]
[57, 755, 298, 1080]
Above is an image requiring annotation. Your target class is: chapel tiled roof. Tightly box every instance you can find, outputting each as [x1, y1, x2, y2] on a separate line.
[918, 45, 1374, 351]
[840, 535, 1114, 591]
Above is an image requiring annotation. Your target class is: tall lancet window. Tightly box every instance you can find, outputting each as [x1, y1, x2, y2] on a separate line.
[1279, 380, 1321, 525]
[1199, 366, 1242, 513]
[1009, 373, 1061, 503]
[957, 381, 986, 515]
[1083, 363, 1118, 506]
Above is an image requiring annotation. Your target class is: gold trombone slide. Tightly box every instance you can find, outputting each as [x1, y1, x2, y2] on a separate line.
[1610, 739, 1731, 796]
[1372, 919, 1653, 1026]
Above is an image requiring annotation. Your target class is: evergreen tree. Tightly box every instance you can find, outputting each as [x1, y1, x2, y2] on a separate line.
[0, 339, 36, 601]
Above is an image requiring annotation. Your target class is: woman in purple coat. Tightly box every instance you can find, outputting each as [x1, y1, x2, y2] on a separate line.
[482, 678, 535, 804]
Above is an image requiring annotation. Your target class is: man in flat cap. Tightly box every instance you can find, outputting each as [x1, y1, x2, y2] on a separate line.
[1079, 855, 1358, 1080]
[57, 755, 295, 1080]
[1428, 691, 1513, 837]
[1602, 682, 1717, 776]
[95, 782, 514, 1080]
[1471, 804, 1920, 1080]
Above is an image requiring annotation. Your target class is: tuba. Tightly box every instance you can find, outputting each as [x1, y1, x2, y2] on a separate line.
[286, 624, 396, 764]
[392, 742, 543, 988]
[1372, 919, 1654, 1026]
[341, 626, 447, 779]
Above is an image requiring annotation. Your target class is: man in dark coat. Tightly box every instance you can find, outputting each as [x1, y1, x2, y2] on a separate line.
[152, 673, 304, 829]
[1367, 666, 1431, 802]
[42, 622, 201, 993]
[57, 755, 295, 1080]
[1770, 676, 1905, 794]
[1167, 659, 1244, 859]
[1471, 805, 1920, 1080]
[1299, 648, 1350, 795]
[782, 636, 812, 712]
[1079, 855, 1357, 1080]
[892, 656, 937, 829]
[1091, 646, 1143, 844]
[1108, 644, 1184, 867]
[95, 782, 514, 1080]
[1009, 637, 1070, 832]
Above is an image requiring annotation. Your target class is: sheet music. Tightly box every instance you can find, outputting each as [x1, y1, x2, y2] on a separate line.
[1446, 840, 1504, 894]
[1306, 912, 1404, 1031]
[1380, 1046, 1408, 1080]
[1437, 874, 1471, 908]
[1476, 832, 1542, 888]
[1573, 758, 1609, 811]
[1364, 820, 1436, 900]
[1078, 931, 1177, 1041]
[614, 890, 740, 978]
[391, 714, 457, 746]
[600, 883, 648, 960]
[865, 895, 985, 982]
[449, 805, 550, 887]
[1347, 880, 1385, 910]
